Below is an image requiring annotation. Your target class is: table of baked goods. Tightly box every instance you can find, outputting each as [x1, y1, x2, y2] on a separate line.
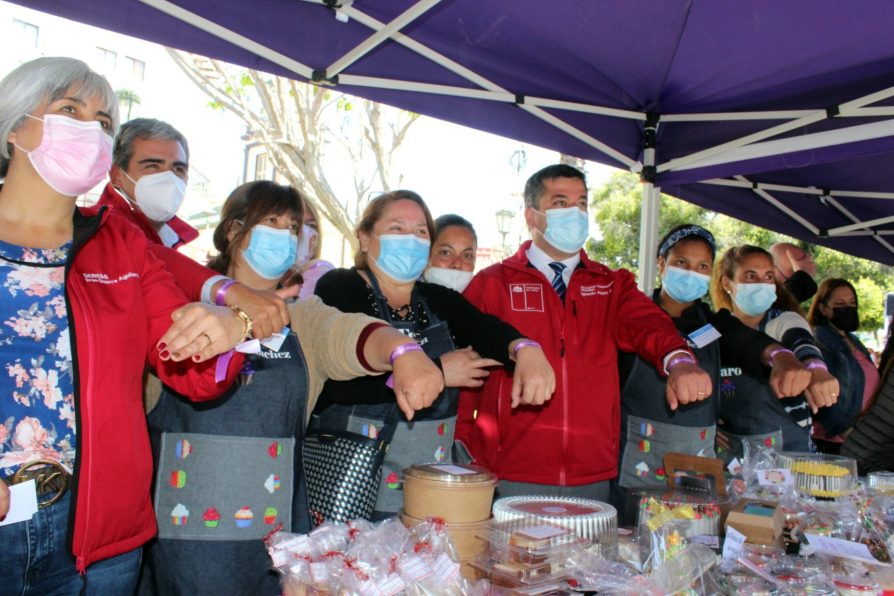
[265, 455, 894, 594]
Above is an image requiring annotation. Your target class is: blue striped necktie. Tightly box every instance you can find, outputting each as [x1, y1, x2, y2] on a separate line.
[548, 261, 567, 302]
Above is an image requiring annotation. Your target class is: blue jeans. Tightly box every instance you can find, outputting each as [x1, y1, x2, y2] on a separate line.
[0, 490, 141, 595]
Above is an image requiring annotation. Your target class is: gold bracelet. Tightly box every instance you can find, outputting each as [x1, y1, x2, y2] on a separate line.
[229, 305, 253, 342]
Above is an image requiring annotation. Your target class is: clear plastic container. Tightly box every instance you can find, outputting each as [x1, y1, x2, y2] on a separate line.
[832, 574, 882, 595]
[867, 471, 894, 496]
[777, 452, 858, 498]
[481, 520, 590, 564]
[469, 551, 573, 587]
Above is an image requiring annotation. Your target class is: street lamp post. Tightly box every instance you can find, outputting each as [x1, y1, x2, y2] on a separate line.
[495, 208, 515, 255]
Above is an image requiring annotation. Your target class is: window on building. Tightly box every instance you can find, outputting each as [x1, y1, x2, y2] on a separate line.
[12, 19, 39, 48]
[96, 47, 117, 71]
[254, 153, 269, 181]
[125, 56, 146, 81]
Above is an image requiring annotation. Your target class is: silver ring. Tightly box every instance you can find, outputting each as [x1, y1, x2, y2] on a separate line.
[200, 332, 212, 347]
[697, 391, 706, 396]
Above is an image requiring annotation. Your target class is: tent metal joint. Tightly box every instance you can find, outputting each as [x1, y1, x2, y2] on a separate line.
[640, 165, 656, 183]
[312, 69, 339, 85]
[515, 93, 525, 105]
[826, 105, 840, 118]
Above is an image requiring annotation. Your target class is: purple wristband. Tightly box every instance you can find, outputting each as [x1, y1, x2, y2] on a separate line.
[389, 342, 423, 366]
[767, 347, 795, 366]
[512, 339, 541, 359]
[806, 360, 828, 372]
[666, 354, 697, 372]
[214, 279, 237, 307]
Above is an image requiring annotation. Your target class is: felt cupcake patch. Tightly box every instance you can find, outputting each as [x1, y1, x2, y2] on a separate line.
[265, 474, 281, 493]
[175, 439, 192, 459]
[171, 503, 189, 526]
[169, 470, 187, 489]
[235, 506, 253, 528]
[204, 507, 220, 528]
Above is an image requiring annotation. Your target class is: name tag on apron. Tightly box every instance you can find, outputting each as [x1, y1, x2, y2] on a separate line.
[687, 324, 721, 349]
[155, 432, 294, 541]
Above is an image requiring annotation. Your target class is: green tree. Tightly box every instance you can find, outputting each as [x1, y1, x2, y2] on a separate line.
[588, 171, 712, 272]
[588, 172, 894, 333]
[853, 277, 886, 339]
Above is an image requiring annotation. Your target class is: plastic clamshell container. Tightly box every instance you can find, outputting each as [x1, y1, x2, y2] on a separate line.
[776, 452, 858, 498]
[402, 463, 497, 523]
[469, 552, 572, 587]
[481, 520, 590, 564]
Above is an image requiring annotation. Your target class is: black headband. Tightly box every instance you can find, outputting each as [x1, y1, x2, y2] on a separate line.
[658, 225, 716, 258]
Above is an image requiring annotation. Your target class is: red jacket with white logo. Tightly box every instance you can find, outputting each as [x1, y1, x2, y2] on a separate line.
[64, 206, 240, 571]
[97, 183, 198, 249]
[456, 241, 689, 486]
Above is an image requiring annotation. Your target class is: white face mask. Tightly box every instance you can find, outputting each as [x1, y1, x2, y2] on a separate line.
[123, 170, 187, 223]
[294, 224, 317, 269]
[423, 266, 474, 293]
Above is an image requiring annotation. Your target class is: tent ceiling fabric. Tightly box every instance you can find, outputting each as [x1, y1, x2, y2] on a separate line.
[17, 0, 894, 263]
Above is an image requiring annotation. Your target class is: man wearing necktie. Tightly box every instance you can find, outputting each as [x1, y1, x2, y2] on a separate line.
[456, 164, 713, 499]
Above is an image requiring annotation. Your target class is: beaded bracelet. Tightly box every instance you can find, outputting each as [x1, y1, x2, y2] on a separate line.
[229, 305, 253, 342]
[806, 360, 828, 372]
[389, 342, 423, 366]
[215, 279, 237, 306]
[766, 347, 795, 367]
[511, 339, 542, 360]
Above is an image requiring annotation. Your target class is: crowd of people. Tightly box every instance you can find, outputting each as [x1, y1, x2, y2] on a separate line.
[0, 57, 891, 595]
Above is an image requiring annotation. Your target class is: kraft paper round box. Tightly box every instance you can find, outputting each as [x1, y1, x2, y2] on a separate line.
[402, 463, 496, 523]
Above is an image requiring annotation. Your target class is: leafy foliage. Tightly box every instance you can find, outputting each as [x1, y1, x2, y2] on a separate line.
[588, 172, 893, 332]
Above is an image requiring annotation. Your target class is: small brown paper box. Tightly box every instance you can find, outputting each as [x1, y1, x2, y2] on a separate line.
[725, 499, 783, 544]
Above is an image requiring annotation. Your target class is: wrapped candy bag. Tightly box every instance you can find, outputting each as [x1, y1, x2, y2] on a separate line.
[268, 516, 472, 595]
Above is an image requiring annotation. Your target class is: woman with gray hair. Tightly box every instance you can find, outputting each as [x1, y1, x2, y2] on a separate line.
[0, 57, 250, 594]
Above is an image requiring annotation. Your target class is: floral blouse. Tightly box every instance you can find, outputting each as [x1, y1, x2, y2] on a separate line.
[0, 239, 75, 475]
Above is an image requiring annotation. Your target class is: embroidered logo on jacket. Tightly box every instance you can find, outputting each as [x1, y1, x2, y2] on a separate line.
[580, 282, 613, 297]
[82, 272, 139, 284]
[509, 284, 545, 312]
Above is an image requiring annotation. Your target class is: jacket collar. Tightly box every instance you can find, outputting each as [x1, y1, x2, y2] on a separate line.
[69, 205, 107, 265]
[503, 240, 610, 276]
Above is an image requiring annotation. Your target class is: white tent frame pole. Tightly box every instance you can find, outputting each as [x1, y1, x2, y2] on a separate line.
[670, 118, 894, 172]
[341, 5, 637, 167]
[137, 0, 314, 78]
[827, 214, 894, 236]
[823, 196, 894, 255]
[701, 178, 894, 201]
[518, 105, 637, 167]
[637, 183, 660, 294]
[658, 84, 894, 173]
[325, 0, 440, 77]
[637, 120, 660, 293]
[827, 231, 894, 237]
[734, 176, 821, 235]
[662, 106, 894, 122]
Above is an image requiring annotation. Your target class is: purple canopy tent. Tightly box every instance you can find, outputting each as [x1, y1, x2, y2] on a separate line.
[13, 0, 894, 288]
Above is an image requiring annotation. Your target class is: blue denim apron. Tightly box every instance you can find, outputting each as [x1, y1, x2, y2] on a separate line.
[140, 333, 309, 596]
[618, 315, 720, 491]
[717, 363, 811, 458]
[310, 271, 457, 518]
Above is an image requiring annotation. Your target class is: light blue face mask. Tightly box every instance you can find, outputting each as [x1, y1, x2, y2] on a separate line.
[536, 206, 589, 254]
[732, 282, 777, 317]
[243, 224, 298, 280]
[662, 266, 710, 303]
[371, 234, 431, 283]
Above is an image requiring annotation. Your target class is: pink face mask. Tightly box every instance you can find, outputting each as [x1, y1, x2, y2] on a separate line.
[15, 114, 112, 197]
